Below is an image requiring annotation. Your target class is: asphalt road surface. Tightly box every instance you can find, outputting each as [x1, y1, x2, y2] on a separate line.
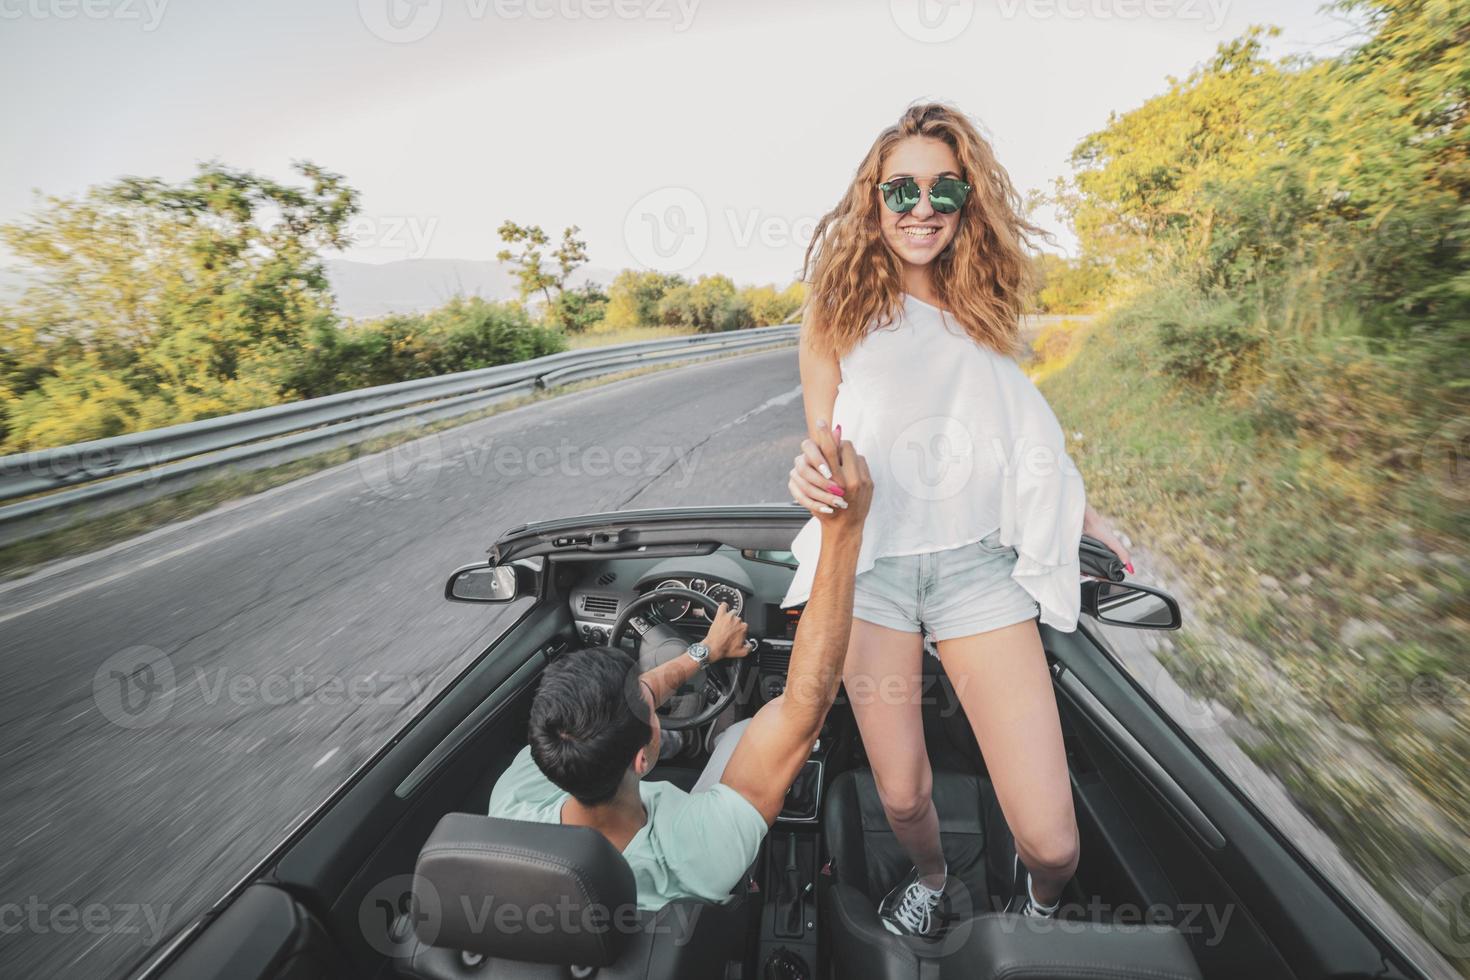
[0, 346, 808, 979]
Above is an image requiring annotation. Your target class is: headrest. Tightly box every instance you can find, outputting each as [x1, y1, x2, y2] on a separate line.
[412, 813, 638, 966]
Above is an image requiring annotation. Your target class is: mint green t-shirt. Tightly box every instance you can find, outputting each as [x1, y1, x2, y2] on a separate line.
[487, 746, 768, 910]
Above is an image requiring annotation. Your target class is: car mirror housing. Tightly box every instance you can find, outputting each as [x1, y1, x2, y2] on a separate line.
[1081, 579, 1182, 630]
[445, 561, 538, 603]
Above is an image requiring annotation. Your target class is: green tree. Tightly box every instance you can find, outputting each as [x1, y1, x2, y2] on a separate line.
[740, 282, 807, 325]
[602, 269, 686, 329]
[551, 282, 609, 334]
[0, 161, 357, 450]
[495, 222, 589, 329]
[657, 274, 752, 332]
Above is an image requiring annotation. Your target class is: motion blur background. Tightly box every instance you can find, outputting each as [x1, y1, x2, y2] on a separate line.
[0, 0, 1466, 977]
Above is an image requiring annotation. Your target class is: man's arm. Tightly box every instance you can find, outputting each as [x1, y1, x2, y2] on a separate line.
[721, 433, 872, 824]
[639, 603, 749, 706]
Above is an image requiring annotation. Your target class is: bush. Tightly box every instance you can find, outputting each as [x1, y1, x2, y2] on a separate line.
[657, 275, 753, 333]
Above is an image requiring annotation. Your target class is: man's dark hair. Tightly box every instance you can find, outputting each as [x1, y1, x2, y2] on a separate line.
[528, 646, 653, 806]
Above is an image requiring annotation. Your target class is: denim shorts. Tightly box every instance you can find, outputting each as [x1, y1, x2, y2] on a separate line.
[851, 528, 1040, 645]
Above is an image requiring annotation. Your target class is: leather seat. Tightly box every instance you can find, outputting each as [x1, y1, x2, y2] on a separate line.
[390, 813, 748, 980]
[822, 769, 1202, 980]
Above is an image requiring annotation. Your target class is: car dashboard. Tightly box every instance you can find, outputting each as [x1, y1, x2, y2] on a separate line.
[565, 545, 804, 700]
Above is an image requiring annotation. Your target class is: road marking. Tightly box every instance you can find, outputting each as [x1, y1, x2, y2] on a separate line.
[313, 747, 339, 769]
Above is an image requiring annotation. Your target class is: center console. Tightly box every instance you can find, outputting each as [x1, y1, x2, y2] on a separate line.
[752, 632, 833, 979]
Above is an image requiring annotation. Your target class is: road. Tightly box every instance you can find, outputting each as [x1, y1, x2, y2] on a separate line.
[0, 346, 807, 979]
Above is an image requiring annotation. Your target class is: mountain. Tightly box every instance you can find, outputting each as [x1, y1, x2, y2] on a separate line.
[0, 258, 619, 320]
[324, 258, 618, 320]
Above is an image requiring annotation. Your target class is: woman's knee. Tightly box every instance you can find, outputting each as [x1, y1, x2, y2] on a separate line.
[1017, 824, 1080, 876]
[874, 771, 934, 826]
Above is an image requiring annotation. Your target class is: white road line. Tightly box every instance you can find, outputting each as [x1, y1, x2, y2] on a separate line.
[312, 747, 339, 769]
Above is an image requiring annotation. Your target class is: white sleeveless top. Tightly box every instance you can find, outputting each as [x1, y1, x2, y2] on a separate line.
[779, 293, 1088, 632]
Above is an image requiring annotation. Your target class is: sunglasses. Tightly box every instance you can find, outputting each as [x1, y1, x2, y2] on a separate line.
[877, 175, 972, 214]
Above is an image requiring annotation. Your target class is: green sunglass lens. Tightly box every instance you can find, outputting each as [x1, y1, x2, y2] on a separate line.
[929, 178, 971, 214]
[882, 179, 922, 213]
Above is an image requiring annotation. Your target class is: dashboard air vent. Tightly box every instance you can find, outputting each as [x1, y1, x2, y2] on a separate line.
[581, 594, 620, 617]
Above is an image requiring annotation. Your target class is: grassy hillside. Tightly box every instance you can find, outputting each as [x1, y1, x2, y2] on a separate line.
[1034, 309, 1468, 971]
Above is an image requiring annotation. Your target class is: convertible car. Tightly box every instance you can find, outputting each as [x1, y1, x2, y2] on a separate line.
[136, 505, 1433, 980]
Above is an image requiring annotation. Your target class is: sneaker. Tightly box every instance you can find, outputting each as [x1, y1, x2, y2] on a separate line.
[1002, 855, 1060, 918]
[878, 866, 949, 939]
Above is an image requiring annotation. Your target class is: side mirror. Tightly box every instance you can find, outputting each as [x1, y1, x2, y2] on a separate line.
[445, 561, 538, 603]
[1082, 579, 1182, 630]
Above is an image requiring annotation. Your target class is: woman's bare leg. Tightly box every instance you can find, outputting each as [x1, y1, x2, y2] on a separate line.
[935, 619, 1079, 905]
[843, 618, 945, 883]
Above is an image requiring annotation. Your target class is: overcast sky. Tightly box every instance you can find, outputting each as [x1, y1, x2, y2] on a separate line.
[1, 0, 1361, 285]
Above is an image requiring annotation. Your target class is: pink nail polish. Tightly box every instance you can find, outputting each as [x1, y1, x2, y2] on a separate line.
[1125, 562, 1135, 574]
[828, 483, 845, 495]
[834, 424, 842, 441]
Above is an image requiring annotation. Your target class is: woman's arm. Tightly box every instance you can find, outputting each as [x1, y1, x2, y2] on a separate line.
[788, 307, 849, 515]
[798, 306, 840, 439]
[1082, 504, 1133, 573]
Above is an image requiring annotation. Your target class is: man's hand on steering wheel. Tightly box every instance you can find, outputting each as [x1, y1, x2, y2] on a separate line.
[701, 602, 750, 664]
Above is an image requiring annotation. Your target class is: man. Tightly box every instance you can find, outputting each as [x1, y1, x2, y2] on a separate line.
[489, 423, 871, 908]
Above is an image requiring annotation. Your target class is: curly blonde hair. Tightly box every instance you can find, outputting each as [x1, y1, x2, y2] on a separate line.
[802, 103, 1046, 359]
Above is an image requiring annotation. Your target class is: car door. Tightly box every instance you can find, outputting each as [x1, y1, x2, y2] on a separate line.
[1044, 619, 1431, 980]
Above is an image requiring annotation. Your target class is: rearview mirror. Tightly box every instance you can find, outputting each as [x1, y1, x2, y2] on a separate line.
[1081, 580, 1182, 630]
[445, 561, 538, 603]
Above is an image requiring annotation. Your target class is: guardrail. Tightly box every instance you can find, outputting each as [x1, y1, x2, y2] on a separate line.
[0, 323, 799, 533]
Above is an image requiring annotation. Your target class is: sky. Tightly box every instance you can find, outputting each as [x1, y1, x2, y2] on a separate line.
[0, 0, 1364, 286]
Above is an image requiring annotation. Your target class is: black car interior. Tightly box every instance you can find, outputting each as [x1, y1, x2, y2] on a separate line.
[147, 537, 1428, 980]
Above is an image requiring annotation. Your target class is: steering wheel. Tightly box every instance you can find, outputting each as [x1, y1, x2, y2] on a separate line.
[610, 587, 752, 731]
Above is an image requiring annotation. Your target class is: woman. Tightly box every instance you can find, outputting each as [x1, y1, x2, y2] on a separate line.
[780, 103, 1133, 938]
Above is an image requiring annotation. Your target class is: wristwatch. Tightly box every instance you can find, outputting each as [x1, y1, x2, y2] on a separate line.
[685, 642, 712, 670]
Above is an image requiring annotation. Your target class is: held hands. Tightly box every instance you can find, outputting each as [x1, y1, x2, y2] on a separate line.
[702, 602, 750, 663]
[787, 419, 873, 532]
